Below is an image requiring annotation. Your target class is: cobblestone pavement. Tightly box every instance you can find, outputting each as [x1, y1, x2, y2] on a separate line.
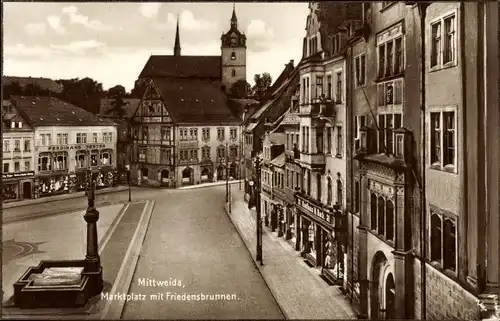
[226, 187, 357, 320]
[121, 186, 284, 320]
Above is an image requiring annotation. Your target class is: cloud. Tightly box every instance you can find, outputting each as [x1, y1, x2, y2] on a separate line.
[4, 44, 56, 59]
[47, 15, 65, 34]
[157, 10, 216, 31]
[246, 19, 275, 52]
[62, 5, 114, 31]
[50, 40, 106, 53]
[139, 3, 161, 19]
[24, 22, 46, 36]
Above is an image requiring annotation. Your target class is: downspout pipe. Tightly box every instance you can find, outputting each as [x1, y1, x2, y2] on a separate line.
[418, 3, 428, 320]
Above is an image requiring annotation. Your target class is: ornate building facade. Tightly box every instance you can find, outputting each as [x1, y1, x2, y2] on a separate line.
[130, 7, 246, 188]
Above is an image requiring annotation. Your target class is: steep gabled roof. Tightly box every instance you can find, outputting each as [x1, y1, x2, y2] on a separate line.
[139, 55, 222, 79]
[3, 76, 63, 93]
[11, 95, 116, 127]
[152, 78, 240, 125]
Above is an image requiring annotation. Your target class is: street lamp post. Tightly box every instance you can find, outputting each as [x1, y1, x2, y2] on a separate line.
[226, 142, 229, 203]
[125, 164, 131, 202]
[254, 157, 263, 265]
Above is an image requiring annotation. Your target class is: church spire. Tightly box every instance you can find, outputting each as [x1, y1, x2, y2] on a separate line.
[231, 2, 237, 29]
[173, 15, 181, 56]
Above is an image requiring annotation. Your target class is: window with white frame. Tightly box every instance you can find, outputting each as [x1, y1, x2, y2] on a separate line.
[76, 133, 87, 144]
[336, 126, 343, 157]
[430, 13, 457, 68]
[76, 152, 86, 168]
[3, 163, 9, 173]
[202, 146, 211, 159]
[56, 133, 68, 145]
[14, 140, 20, 151]
[355, 54, 366, 87]
[40, 133, 52, 146]
[326, 75, 332, 99]
[377, 113, 402, 155]
[316, 76, 323, 98]
[378, 36, 404, 78]
[430, 110, 456, 171]
[335, 72, 343, 102]
[3, 140, 10, 152]
[14, 161, 20, 172]
[217, 128, 225, 141]
[326, 127, 332, 154]
[53, 152, 68, 170]
[230, 128, 237, 140]
[24, 139, 30, 151]
[429, 208, 457, 272]
[24, 161, 30, 171]
[92, 133, 98, 143]
[101, 151, 112, 165]
[355, 115, 366, 140]
[103, 132, 112, 143]
[377, 79, 403, 107]
[38, 153, 51, 171]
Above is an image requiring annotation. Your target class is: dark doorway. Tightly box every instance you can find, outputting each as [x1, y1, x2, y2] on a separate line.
[161, 169, 169, 186]
[201, 168, 210, 182]
[385, 273, 396, 319]
[217, 166, 224, 181]
[182, 167, 193, 185]
[22, 182, 32, 199]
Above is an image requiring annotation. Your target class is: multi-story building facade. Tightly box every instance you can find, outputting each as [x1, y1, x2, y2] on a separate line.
[131, 7, 248, 188]
[10, 96, 118, 198]
[292, 2, 362, 287]
[347, 2, 500, 320]
[2, 100, 35, 202]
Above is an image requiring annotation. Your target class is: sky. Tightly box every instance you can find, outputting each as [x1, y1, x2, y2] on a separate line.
[3, 2, 309, 92]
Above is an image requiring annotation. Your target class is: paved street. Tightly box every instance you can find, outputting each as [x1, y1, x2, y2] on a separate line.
[122, 186, 284, 319]
[226, 188, 357, 320]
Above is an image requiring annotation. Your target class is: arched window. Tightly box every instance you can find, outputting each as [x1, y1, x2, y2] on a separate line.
[336, 179, 343, 207]
[370, 193, 377, 230]
[232, 69, 236, 77]
[430, 213, 442, 262]
[316, 173, 322, 201]
[327, 177, 332, 204]
[386, 200, 394, 241]
[231, 51, 236, 60]
[378, 196, 385, 235]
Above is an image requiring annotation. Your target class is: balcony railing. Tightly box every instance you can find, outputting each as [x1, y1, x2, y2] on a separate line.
[299, 99, 336, 118]
[299, 152, 325, 167]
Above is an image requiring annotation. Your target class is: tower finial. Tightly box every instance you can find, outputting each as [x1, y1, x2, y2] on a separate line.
[174, 15, 181, 56]
[231, 2, 237, 29]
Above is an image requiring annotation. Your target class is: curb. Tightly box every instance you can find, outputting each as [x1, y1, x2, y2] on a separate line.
[99, 200, 155, 320]
[223, 204, 290, 320]
[176, 180, 243, 190]
[3, 200, 128, 225]
[3, 186, 130, 209]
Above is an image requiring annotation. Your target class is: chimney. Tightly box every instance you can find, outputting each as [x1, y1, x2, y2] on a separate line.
[290, 60, 294, 66]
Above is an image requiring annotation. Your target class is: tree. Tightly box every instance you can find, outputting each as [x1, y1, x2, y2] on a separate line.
[130, 79, 148, 99]
[106, 95, 128, 118]
[251, 72, 272, 101]
[2, 81, 23, 99]
[24, 83, 51, 97]
[56, 77, 104, 114]
[229, 80, 252, 98]
[106, 85, 127, 98]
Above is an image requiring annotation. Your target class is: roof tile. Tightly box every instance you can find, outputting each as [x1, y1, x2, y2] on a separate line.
[139, 56, 221, 79]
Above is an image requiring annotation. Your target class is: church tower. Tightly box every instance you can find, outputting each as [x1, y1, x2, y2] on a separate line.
[173, 16, 181, 56]
[221, 4, 247, 94]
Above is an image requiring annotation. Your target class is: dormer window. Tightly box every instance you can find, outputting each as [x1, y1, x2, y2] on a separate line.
[309, 36, 318, 56]
[231, 51, 236, 60]
[332, 34, 341, 54]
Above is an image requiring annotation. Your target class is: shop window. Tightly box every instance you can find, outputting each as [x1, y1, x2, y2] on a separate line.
[76, 153, 86, 168]
[3, 183, 18, 200]
[308, 223, 315, 258]
[90, 150, 99, 166]
[53, 153, 68, 170]
[38, 154, 52, 171]
[101, 151, 112, 165]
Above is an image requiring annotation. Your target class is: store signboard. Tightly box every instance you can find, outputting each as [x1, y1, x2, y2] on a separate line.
[3, 171, 35, 179]
[36, 143, 114, 152]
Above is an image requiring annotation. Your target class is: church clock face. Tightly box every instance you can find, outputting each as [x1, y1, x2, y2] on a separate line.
[230, 37, 237, 45]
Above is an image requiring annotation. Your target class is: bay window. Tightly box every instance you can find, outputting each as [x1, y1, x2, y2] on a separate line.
[90, 150, 99, 166]
[38, 153, 51, 171]
[53, 152, 68, 170]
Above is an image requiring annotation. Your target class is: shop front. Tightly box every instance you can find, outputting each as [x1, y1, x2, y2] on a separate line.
[2, 171, 35, 202]
[37, 172, 70, 197]
[295, 192, 346, 285]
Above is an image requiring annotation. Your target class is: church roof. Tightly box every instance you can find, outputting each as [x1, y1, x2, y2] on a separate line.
[152, 78, 240, 125]
[139, 55, 222, 79]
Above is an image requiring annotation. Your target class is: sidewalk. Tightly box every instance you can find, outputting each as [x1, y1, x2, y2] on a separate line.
[177, 179, 243, 190]
[226, 189, 357, 320]
[3, 186, 129, 209]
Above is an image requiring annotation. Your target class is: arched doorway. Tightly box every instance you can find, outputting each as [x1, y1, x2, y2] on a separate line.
[370, 251, 393, 320]
[141, 167, 149, 180]
[385, 273, 396, 320]
[182, 167, 193, 185]
[217, 166, 224, 181]
[160, 169, 169, 187]
[201, 168, 210, 182]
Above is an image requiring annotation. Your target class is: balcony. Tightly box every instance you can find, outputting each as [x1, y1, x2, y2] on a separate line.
[298, 152, 325, 170]
[299, 98, 336, 118]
